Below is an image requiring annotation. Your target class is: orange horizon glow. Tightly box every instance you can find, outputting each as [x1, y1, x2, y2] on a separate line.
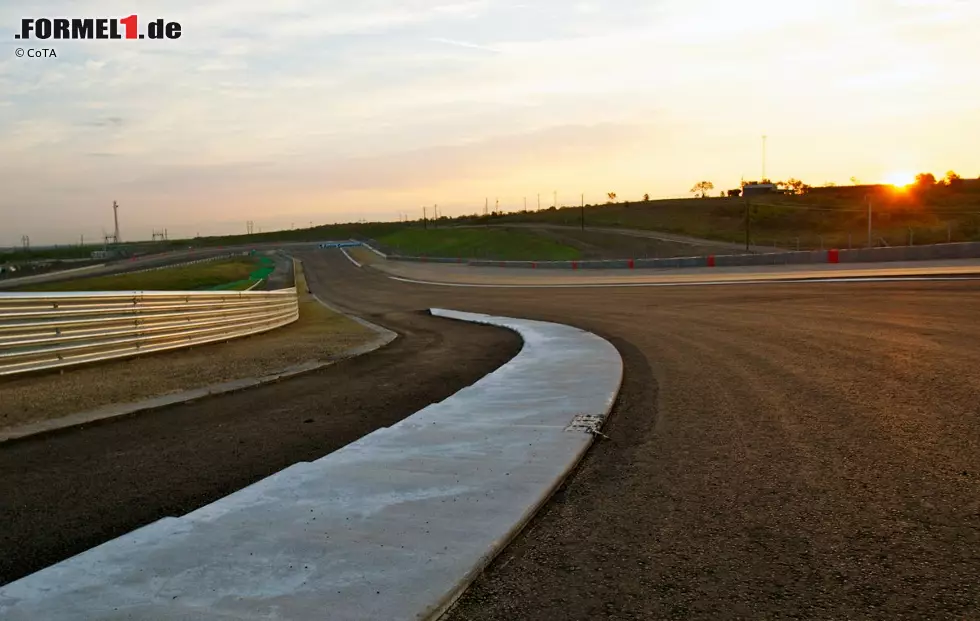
[883, 171, 917, 188]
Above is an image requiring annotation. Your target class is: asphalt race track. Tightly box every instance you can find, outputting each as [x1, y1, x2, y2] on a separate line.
[0, 304, 521, 586]
[5, 249, 980, 619]
[305, 251, 980, 620]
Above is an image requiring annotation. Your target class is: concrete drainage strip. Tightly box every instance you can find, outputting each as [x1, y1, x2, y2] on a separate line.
[0, 308, 624, 621]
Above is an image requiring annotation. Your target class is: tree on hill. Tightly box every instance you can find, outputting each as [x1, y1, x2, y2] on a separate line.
[915, 172, 937, 187]
[690, 181, 714, 198]
[779, 178, 811, 195]
[643, 193, 650, 202]
[607, 192, 617, 203]
[945, 170, 964, 188]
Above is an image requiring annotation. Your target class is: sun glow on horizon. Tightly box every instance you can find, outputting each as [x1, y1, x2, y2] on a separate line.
[883, 171, 917, 187]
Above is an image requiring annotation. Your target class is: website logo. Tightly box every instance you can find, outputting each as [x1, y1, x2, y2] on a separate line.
[16, 16, 181, 40]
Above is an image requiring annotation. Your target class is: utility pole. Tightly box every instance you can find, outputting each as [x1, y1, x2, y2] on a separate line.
[744, 195, 751, 252]
[581, 193, 585, 231]
[485, 198, 488, 216]
[762, 135, 767, 180]
[423, 206, 428, 230]
[866, 194, 873, 249]
[553, 190, 557, 209]
[524, 196, 527, 212]
[537, 194, 541, 210]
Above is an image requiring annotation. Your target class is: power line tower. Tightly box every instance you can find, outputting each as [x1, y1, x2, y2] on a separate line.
[151, 230, 167, 242]
[246, 221, 255, 235]
[112, 201, 121, 244]
[21, 235, 30, 250]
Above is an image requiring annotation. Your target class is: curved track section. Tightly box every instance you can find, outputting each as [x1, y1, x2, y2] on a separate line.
[3, 250, 979, 619]
[0, 309, 622, 621]
[306, 251, 980, 620]
[0, 263, 522, 587]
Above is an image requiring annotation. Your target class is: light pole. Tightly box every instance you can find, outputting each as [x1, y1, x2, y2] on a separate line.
[581, 193, 585, 230]
[744, 194, 751, 252]
[866, 194, 873, 249]
[762, 135, 767, 180]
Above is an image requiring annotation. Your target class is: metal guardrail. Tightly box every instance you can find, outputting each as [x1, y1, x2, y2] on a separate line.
[357, 239, 980, 270]
[0, 288, 299, 376]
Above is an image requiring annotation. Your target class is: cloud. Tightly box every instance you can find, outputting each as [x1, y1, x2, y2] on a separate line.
[1, 0, 979, 245]
[85, 116, 124, 127]
[427, 37, 500, 53]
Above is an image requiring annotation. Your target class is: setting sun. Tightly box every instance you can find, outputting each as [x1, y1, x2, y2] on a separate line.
[883, 171, 917, 187]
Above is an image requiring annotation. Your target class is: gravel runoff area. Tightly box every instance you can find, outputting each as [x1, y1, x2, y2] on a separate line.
[0, 261, 368, 433]
[308, 251, 980, 620]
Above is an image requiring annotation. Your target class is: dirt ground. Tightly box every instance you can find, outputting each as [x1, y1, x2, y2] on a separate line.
[0, 303, 521, 586]
[0, 295, 371, 434]
[5, 250, 980, 620]
[308, 251, 980, 620]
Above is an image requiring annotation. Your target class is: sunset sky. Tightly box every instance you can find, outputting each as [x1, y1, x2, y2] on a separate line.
[2, 0, 978, 245]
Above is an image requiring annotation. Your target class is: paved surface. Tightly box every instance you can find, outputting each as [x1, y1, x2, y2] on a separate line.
[263, 252, 296, 290]
[366, 255, 980, 287]
[0, 241, 330, 290]
[311, 251, 980, 619]
[0, 304, 521, 587]
[4, 250, 980, 619]
[0, 310, 621, 621]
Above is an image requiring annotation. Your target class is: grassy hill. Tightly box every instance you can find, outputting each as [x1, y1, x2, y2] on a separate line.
[372, 228, 581, 261]
[474, 181, 980, 250]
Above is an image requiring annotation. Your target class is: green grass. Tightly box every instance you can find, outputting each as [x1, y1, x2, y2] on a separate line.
[207, 256, 277, 290]
[15, 257, 262, 292]
[375, 228, 581, 261]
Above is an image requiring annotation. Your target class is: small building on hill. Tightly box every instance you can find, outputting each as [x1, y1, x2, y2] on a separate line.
[742, 183, 778, 197]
